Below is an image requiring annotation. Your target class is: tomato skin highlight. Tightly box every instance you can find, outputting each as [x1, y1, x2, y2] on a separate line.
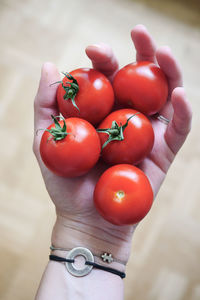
[98, 109, 154, 165]
[57, 68, 114, 126]
[94, 164, 154, 225]
[40, 118, 101, 177]
[113, 61, 168, 115]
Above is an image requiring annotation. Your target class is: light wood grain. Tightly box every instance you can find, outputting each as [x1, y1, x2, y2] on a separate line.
[0, 0, 200, 299]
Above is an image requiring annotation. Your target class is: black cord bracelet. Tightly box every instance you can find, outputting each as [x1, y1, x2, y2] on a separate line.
[85, 260, 126, 278]
[49, 255, 126, 279]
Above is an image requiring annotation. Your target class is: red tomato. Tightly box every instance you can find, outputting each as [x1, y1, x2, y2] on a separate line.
[40, 116, 101, 177]
[113, 61, 168, 115]
[97, 109, 154, 165]
[56, 68, 114, 125]
[94, 164, 153, 225]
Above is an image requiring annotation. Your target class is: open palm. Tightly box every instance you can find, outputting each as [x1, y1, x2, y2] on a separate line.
[33, 25, 192, 239]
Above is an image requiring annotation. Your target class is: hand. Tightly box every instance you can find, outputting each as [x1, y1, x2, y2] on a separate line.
[33, 25, 192, 263]
[87, 25, 192, 195]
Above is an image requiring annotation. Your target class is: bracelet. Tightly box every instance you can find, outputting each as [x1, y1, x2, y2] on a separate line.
[49, 246, 126, 279]
[50, 245, 126, 265]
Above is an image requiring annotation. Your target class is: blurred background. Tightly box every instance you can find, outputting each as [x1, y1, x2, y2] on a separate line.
[0, 0, 200, 299]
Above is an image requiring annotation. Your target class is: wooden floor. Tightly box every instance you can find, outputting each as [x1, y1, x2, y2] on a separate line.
[0, 0, 200, 299]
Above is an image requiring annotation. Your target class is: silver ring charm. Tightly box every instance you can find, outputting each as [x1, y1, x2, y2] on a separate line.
[65, 247, 94, 277]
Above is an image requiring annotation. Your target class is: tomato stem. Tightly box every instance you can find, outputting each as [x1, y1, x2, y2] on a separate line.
[97, 113, 140, 149]
[45, 115, 69, 141]
[50, 72, 80, 112]
[61, 72, 80, 112]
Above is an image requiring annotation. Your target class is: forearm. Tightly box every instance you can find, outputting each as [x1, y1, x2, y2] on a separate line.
[35, 214, 133, 300]
[35, 261, 124, 300]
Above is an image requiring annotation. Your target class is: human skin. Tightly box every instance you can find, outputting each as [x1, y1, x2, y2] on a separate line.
[33, 24, 192, 300]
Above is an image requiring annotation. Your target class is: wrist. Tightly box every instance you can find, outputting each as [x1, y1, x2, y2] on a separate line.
[36, 212, 133, 299]
[51, 212, 135, 268]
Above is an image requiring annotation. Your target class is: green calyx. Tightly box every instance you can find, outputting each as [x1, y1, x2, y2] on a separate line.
[51, 72, 80, 111]
[97, 113, 140, 150]
[46, 115, 68, 141]
[61, 72, 80, 111]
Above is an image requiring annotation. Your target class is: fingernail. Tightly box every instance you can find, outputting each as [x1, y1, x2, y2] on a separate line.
[85, 44, 109, 58]
[161, 45, 172, 53]
[134, 24, 147, 31]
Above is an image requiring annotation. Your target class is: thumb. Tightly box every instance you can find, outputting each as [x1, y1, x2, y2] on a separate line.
[33, 62, 60, 157]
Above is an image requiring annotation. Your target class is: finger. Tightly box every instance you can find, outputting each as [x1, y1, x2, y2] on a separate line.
[156, 46, 183, 95]
[131, 24, 157, 63]
[34, 62, 60, 131]
[154, 46, 183, 120]
[34, 62, 60, 154]
[165, 87, 192, 154]
[85, 43, 119, 81]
